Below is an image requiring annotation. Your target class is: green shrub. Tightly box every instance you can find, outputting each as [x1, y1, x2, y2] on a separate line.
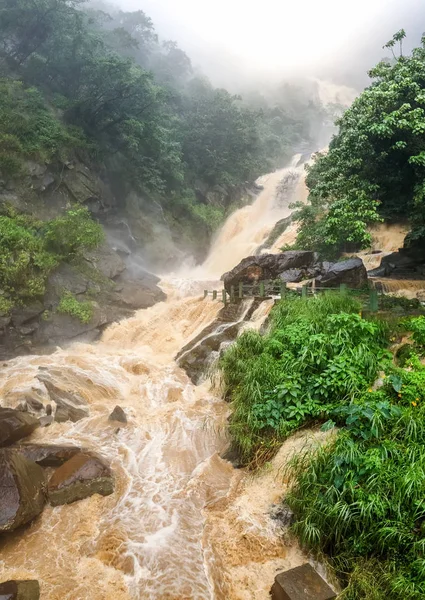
[407, 316, 425, 347]
[220, 293, 388, 463]
[0, 209, 103, 311]
[43, 207, 104, 258]
[57, 291, 93, 323]
[0, 79, 86, 177]
[286, 390, 425, 599]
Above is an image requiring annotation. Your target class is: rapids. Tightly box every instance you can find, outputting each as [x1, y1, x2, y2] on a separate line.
[0, 160, 310, 599]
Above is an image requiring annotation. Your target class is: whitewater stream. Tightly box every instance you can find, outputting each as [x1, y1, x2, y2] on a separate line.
[0, 159, 310, 599]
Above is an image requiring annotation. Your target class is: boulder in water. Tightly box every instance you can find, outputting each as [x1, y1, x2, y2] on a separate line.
[0, 408, 39, 447]
[48, 453, 114, 506]
[108, 406, 127, 424]
[0, 580, 40, 600]
[36, 371, 89, 422]
[0, 449, 46, 532]
[13, 443, 82, 467]
[222, 251, 317, 292]
[271, 564, 336, 600]
[317, 257, 367, 289]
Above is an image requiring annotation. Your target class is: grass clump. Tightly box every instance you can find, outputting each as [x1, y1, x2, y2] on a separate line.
[220, 292, 388, 465]
[57, 291, 93, 324]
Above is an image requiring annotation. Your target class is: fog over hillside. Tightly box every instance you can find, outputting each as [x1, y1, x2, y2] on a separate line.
[116, 0, 424, 91]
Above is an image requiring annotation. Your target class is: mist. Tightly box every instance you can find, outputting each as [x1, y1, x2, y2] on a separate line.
[114, 0, 424, 92]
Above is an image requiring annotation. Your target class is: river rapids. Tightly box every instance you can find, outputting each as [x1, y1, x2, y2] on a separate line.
[0, 159, 312, 599]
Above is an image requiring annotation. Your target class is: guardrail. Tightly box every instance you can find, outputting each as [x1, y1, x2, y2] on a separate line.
[203, 282, 381, 311]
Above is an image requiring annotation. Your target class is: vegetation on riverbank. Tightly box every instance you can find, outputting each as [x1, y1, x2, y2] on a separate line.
[220, 293, 425, 598]
[0, 208, 103, 312]
[293, 30, 425, 257]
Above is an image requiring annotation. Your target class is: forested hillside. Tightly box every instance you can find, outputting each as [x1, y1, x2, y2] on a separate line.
[294, 30, 425, 257]
[0, 0, 323, 264]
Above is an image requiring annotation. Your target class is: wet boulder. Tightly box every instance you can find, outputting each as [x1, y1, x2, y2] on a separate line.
[0, 580, 40, 600]
[108, 406, 127, 424]
[0, 408, 39, 447]
[48, 453, 114, 506]
[222, 251, 317, 292]
[13, 444, 82, 467]
[316, 257, 367, 289]
[36, 372, 89, 422]
[0, 449, 46, 532]
[271, 564, 336, 600]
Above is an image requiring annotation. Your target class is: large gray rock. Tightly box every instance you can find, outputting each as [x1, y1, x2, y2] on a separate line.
[36, 371, 89, 422]
[223, 251, 317, 292]
[84, 244, 126, 280]
[0, 580, 40, 600]
[12, 444, 82, 467]
[317, 257, 367, 289]
[0, 449, 46, 532]
[48, 453, 114, 506]
[0, 408, 39, 447]
[271, 564, 336, 600]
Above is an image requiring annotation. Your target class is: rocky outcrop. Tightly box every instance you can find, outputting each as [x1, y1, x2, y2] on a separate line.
[176, 298, 266, 384]
[36, 371, 90, 422]
[0, 580, 40, 600]
[13, 444, 82, 467]
[223, 252, 367, 292]
[0, 408, 39, 447]
[271, 564, 336, 600]
[0, 449, 46, 532]
[48, 453, 114, 506]
[108, 406, 127, 424]
[317, 257, 368, 288]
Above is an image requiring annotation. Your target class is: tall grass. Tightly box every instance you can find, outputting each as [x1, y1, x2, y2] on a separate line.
[220, 293, 388, 465]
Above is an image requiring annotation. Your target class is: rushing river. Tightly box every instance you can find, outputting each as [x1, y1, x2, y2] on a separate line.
[0, 159, 309, 599]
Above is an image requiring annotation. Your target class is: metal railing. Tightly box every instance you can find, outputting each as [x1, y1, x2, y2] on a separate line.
[203, 281, 381, 312]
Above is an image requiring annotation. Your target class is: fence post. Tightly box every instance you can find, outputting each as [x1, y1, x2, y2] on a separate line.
[230, 285, 235, 302]
[340, 283, 347, 295]
[369, 289, 379, 312]
[259, 281, 265, 298]
[302, 284, 308, 298]
[203, 290, 208, 298]
[222, 289, 227, 305]
[212, 290, 217, 300]
[239, 281, 243, 299]
[280, 281, 287, 299]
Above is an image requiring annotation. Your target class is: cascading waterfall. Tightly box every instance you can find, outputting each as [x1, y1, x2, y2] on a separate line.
[0, 158, 310, 599]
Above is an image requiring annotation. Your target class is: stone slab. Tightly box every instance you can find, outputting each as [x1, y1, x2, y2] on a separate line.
[271, 564, 336, 600]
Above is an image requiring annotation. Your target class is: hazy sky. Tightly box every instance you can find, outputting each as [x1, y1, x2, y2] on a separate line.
[118, 0, 424, 86]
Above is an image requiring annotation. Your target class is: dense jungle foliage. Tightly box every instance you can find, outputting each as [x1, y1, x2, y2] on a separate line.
[294, 30, 425, 256]
[220, 293, 425, 598]
[0, 0, 321, 239]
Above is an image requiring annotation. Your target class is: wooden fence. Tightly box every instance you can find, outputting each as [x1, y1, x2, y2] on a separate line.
[203, 281, 381, 312]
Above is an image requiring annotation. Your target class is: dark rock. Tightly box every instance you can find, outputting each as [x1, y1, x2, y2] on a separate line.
[270, 503, 295, 527]
[84, 244, 126, 280]
[13, 443, 82, 467]
[48, 453, 114, 506]
[11, 303, 44, 327]
[0, 580, 40, 600]
[0, 408, 39, 447]
[25, 397, 44, 412]
[0, 449, 46, 532]
[39, 416, 53, 427]
[108, 406, 127, 424]
[271, 564, 336, 600]
[279, 268, 303, 283]
[111, 279, 166, 310]
[45, 404, 52, 416]
[223, 251, 317, 292]
[36, 372, 89, 422]
[220, 446, 243, 469]
[316, 258, 367, 289]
